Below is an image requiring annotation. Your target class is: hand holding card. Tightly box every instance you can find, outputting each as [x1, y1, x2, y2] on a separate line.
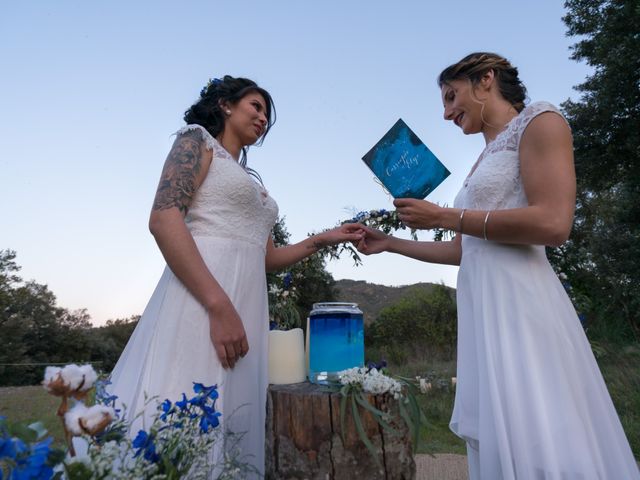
[362, 119, 450, 199]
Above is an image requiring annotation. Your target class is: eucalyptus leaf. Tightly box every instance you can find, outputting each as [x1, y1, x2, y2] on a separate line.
[354, 394, 401, 437]
[27, 421, 48, 440]
[340, 389, 349, 445]
[351, 393, 381, 467]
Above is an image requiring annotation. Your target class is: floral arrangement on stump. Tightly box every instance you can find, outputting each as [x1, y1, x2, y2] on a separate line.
[335, 361, 428, 466]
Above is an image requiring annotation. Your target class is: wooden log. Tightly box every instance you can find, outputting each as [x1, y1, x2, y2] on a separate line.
[265, 382, 415, 479]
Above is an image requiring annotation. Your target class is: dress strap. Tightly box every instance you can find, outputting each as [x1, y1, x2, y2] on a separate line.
[512, 102, 569, 149]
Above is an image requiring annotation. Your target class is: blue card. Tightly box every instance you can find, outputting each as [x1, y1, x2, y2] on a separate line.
[362, 119, 450, 199]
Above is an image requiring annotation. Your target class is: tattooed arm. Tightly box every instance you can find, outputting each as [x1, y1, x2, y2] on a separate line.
[264, 224, 365, 273]
[149, 129, 248, 369]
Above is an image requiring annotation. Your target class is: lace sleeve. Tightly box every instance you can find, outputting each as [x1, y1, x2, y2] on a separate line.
[174, 124, 217, 151]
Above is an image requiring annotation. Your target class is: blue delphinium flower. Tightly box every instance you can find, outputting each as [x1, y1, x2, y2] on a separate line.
[132, 430, 160, 463]
[192, 383, 219, 402]
[175, 393, 190, 411]
[283, 272, 292, 289]
[366, 358, 388, 372]
[12, 437, 54, 480]
[198, 406, 221, 433]
[159, 399, 173, 421]
[95, 379, 120, 416]
[0, 436, 16, 460]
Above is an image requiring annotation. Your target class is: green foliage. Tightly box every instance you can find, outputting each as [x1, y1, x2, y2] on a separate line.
[267, 217, 337, 328]
[0, 249, 138, 386]
[0, 250, 93, 385]
[366, 284, 457, 364]
[88, 317, 139, 373]
[548, 0, 640, 342]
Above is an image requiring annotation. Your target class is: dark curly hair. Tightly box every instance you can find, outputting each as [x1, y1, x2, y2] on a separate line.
[183, 75, 276, 169]
[438, 52, 528, 112]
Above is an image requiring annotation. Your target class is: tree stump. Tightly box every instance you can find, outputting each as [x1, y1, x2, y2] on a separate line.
[265, 382, 415, 479]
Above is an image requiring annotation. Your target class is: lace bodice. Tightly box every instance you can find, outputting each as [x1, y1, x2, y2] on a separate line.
[453, 102, 567, 211]
[176, 124, 279, 250]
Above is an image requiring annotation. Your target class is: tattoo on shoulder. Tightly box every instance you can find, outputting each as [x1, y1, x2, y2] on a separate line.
[152, 130, 205, 214]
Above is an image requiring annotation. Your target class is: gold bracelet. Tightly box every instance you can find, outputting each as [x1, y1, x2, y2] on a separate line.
[483, 211, 491, 240]
[458, 208, 466, 233]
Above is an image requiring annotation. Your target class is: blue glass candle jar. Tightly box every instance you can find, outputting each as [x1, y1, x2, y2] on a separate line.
[307, 302, 364, 384]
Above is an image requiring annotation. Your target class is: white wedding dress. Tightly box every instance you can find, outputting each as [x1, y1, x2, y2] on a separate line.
[109, 124, 278, 478]
[451, 102, 639, 479]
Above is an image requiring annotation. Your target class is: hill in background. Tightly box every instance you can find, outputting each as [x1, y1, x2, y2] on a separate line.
[333, 279, 455, 325]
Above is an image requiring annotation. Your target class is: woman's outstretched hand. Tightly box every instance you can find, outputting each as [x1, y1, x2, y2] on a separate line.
[355, 226, 392, 255]
[207, 299, 249, 369]
[314, 223, 365, 247]
[394, 198, 443, 230]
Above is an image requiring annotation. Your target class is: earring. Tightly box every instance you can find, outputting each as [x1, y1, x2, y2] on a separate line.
[225, 110, 231, 115]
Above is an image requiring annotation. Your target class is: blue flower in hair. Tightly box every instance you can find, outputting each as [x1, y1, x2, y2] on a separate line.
[200, 77, 223, 96]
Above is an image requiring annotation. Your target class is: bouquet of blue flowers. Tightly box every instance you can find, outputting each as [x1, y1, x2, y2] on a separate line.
[0, 365, 251, 480]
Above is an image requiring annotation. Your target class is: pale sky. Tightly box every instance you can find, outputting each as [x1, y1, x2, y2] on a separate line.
[1, 1, 591, 324]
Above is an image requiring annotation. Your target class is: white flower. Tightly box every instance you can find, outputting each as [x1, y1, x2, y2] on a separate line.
[419, 378, 432, 393]
[451, 377, 457, 386]
[338, 367, 403, 399]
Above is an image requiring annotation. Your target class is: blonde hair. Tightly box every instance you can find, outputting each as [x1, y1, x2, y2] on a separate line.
[438, 52, 527, 112]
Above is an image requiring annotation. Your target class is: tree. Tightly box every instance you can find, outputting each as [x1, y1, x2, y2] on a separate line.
[550, 0, 640, 341]
[90, 316, 140, 372]
[365, 284, 457, 364]
[0, 250, 94, 385]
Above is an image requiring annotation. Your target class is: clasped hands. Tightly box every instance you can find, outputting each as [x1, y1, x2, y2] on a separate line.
[353, 198, 444, 253]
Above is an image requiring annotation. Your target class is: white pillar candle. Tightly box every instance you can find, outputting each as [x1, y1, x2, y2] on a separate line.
[268, 328, 306, 385]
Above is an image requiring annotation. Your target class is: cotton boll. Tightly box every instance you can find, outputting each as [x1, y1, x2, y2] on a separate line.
[61, 364, 86, 390]
[78, 365, 98, 390]
[65, 403, 89, 435]
[80, 405, 115, 435]
[43, 367, 71, 396]
[43, 366, 62, 384]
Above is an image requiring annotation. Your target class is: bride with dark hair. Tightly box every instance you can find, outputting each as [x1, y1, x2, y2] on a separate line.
[109, 75, 363, 477]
